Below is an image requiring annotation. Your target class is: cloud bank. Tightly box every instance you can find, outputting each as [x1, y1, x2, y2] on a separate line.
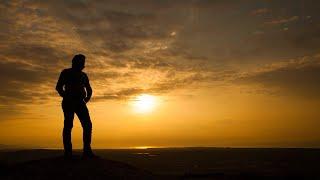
[1, 0, 320, 110]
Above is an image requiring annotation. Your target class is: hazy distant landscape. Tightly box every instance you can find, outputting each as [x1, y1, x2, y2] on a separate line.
[1, 148, 319, 179]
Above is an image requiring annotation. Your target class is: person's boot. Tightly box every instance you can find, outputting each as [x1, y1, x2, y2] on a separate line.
[63, 127, 73, 159]
[82, 126, 97, 159]
[82, 147, 99, 159]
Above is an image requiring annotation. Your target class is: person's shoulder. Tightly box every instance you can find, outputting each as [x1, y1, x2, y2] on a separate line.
[61, 68, 72, 74]
[63, 68, 72, 72]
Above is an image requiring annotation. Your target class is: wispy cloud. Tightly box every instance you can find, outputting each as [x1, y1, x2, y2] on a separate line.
[265, 16, 299, 25]
[251, 8, 269, 16]
[237, 55, 320, 97]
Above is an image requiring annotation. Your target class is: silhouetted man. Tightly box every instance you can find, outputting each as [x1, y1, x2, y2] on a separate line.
[56, 54, 96, 158]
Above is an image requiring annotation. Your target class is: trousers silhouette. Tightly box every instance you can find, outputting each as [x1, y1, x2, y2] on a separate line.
[62, 98, 92, 155]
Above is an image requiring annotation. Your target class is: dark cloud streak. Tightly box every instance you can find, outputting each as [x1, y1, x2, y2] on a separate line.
[237, 57, 320, 97]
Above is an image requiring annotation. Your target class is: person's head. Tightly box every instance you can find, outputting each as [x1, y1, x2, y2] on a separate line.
[72, 54, 86, 70]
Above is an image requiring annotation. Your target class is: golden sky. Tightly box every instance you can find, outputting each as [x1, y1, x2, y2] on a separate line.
[0, 0, 320, 148]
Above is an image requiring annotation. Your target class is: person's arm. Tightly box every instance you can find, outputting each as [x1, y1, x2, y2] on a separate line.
[84, 74, 92, 103]
[56, 70, 66, 97]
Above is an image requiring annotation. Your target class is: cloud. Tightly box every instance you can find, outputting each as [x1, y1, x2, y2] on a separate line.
[1, 0, 320, 114]
[92, 72, 210, 101]
[93, 88, 144, 101]
[237, 56, 320, 97]
[1, 43, 69, 68]
[1, 0, 219, 109]
[0, 60, 52, 104]
[265, 16, 299, 25]
[251, 8, 269, 16]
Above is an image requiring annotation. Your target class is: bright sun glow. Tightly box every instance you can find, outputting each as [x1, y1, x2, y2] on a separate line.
[132, 94, 157, 113]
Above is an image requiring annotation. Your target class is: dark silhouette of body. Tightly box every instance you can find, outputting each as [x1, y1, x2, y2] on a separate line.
[56, 54, 96, 158]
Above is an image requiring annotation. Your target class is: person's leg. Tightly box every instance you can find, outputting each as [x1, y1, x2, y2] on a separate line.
[75, 101, 93, 156]
[62, 99, 75, 157]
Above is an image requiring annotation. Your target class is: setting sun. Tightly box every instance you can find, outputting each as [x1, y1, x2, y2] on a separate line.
[132, 94, 157, 113]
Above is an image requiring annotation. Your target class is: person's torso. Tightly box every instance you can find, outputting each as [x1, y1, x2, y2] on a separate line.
[63, 68, 87, 99]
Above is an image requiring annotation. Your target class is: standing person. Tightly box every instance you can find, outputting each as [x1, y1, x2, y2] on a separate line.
[56, 54, 96, 158]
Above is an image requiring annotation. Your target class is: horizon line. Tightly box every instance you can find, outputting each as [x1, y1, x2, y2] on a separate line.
[1, 145, 320, 150]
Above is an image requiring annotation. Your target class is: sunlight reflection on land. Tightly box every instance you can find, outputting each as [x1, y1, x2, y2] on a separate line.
[133, 146, 156, 149]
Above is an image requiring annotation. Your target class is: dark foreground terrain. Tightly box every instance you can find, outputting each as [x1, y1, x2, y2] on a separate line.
[0, 148, 319, 179]
[0, 155, 160, 180]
